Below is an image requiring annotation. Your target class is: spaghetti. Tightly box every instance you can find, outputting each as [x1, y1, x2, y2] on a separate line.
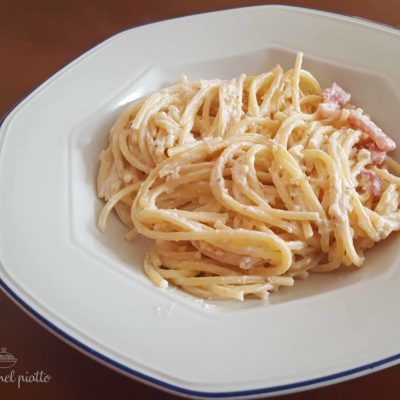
[97, 52, 400, 300]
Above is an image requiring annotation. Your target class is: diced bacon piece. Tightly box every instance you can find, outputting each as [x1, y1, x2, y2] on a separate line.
[318, 83, 351, 120]
[355, 140, 385, 165]
[318, 102, 341, 120]
[359, 169, 383, 198]
[349, 111, 396, 152]
[367, 142, 386, 165]
[322, 83, 351, 107]
[355, 139, 386, 165]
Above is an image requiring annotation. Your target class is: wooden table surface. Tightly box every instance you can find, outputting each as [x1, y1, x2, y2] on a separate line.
[1, 1, 400, 399]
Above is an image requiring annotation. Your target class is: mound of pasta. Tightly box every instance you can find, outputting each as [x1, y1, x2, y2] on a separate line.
[97, 53, 400, 301]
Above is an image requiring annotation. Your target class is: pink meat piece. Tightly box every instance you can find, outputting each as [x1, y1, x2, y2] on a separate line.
[366, 142, 386, 165]
[318, 83, 350, 120]
[349, 111, 396, 152]
[359, 169, 383, 198]
[356, 139, 386, 165]
[322, 82, 351, 107]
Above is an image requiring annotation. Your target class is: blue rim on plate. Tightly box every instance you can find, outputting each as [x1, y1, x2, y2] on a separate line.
[1, 5, 400, 398]
[1, 279, 400, 398]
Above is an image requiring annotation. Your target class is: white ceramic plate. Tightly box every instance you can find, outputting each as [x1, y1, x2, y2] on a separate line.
[1, 5, 400, 399]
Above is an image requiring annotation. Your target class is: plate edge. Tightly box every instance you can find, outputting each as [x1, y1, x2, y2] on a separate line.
[1, 4, 400, 399]
[1, 278, 399, 398]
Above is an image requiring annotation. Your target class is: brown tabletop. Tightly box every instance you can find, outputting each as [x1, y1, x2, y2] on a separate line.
[1, 1, 400, 399]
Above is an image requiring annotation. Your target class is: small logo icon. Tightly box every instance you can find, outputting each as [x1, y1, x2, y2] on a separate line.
[0, 348, 17, 369]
